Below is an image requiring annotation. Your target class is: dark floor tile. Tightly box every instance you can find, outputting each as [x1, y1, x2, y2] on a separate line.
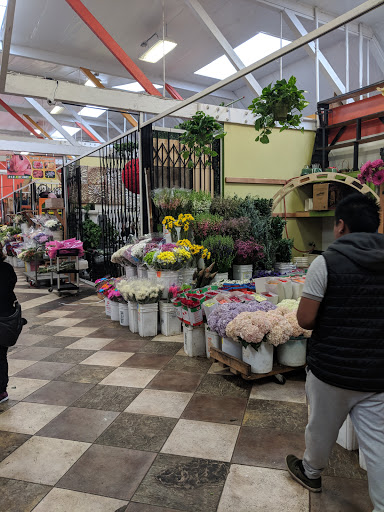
[14, 361, 74, 380]
[42, 348, 96, 364]
[0, 477, 50, 512]
[0, 431, 31, 462]
[196, 374, 252, 398]
[0, 400, 18, 413]
[36, 407, 119, 442]
[74, 318, 111, 328]
[57, 444, 156, 501]
[310, 476, 372, 512]
[127, 503, 184, 512]
[182, 395, 247, 425]
[23, 326, 64, 337]
[147, 371, 204, 393]
[243, 399, 308, 433]
[33, 336, 81, 349]
[96, 412, 177, 452]
[8, 346, 60, 361]
[64, 309, 102, 319]
[325, 444, 368, 480]
[55, 364, 114, 384]
[72, 384, 141, 411]
[103, 338, 148, 352]
[132, 453, 229, 512]
[138, 342, 183, 356]
[163, 356, 212, 374]
[232, 426, 305, 468]
[121, 353, 173, 370]
[23, 381, 93, 406]
[92, 327, 133, 339]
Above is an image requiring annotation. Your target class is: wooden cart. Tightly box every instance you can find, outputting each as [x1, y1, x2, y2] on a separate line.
[209, 347, 305, 385]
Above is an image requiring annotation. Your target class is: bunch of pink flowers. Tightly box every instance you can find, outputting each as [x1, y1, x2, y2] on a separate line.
[358, 159, 384, 186]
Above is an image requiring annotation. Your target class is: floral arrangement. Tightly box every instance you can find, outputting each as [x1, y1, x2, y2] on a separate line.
[234, 239, 264, 265]
[284, 311, 312, 338]
[18, 247, 45, 262]
[192, 213, 223, 242]
[190, 191, 212, 215]
[117, 279, 164, 303]
[44, 218, 60, 231]
[125, 239, 150, 265]
[202, 235, 235, 273]
[32, 231, 52, 245]
[151, 246, 192, 270]
[111, 244, 133, 266]
[358, 159, 384, 185]
[152, 188, 190, 218]
[177, 239, 211, 266]
[95, 277, 115, 299]
[276, 299, 301, 315]
[13, 214, 24, 226]
[162, 213, 195, 241]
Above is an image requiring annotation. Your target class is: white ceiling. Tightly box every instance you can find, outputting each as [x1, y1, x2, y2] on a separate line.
[0, 0, 383, 145]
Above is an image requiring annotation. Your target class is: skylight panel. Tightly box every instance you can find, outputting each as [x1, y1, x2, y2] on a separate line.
[51, 126, 81, 139]
[195, 32, 291, 80]
[0, 0, 7, 29]
[78, 106, 106, 118]
[113, 82, 162, 92]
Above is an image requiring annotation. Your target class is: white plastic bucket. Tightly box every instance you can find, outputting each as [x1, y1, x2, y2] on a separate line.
[243, 342, 273, 374]
[137, 265, 147, 279]
[125, 266, 137, 278]
[155, 270, 180, 299]
[119, 302, 129, 327]
[160, 302, 181, 336]
[128, 301, 138, 333]
[183, 324, 205, 357]
[212, 272, 229, 283]
[105, 298, 111, 317]
[138, 303, 159, 337]
[277, 337, 307, 367]
[180, 267, 196, 285]
[337, 415, 359, 451]
[110, 301, 120, 321]
[147, 269, 157, 281]
[233, 264, 253, 281]
[222, 336, 242, 359]
[205, 325, 221, 358]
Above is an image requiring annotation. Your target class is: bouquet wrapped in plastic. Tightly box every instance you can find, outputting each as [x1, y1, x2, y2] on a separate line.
[46, 238, 84, 259]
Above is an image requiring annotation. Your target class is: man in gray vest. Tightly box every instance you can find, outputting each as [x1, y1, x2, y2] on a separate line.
[286, 193, 384, 512]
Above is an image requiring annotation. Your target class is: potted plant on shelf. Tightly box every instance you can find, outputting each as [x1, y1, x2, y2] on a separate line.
[248, 76, 309, 144]
[202, 235, 235, 282]
[233, 239, 264, 280]
[176, 111, 226, 168]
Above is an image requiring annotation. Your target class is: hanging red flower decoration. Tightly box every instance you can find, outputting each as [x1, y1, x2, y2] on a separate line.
[122, 159, 140, 194]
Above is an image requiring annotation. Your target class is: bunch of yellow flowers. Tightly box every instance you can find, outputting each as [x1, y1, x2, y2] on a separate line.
[174, 213, 194, 232]
[175, 247, 192, 263]
[177, 240, 211, 261]
[156, 251, 177, 265]
[162, 216, 175, 230]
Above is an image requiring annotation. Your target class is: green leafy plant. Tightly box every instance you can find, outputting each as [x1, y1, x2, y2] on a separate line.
[202, 235, 235, 273]
[113, 141, 138, 157]
[210, 196, 241, 219]
[275, 238, 294, 262]
[82, 204, 102, 252]
[176, 111, 226, 168]
[248, 76, 309, 144]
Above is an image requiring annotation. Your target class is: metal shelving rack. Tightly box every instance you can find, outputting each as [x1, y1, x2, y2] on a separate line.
[48, 248, 80, 296]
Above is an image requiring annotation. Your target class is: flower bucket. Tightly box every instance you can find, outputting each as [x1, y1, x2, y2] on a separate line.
[105, 298, 111, 317]
[138, 303, 159, 337]
[156, 270, 180, 299]
[212, 272, 229, 283]
[233, 264, 253, 281]
[125, 266, 137, 279]
[222, 337, 242, 359]
[137, 265, 147, 279]
[110, 301, 120, 322]
[119, 302, 129, 327]
[160, 301, 181, 336]
[337, 414, 359, 451]
[243, 343, 273, 374]
[128, 301, 139, 333]
[163, 225, 172, 243]
[205, 324, 221, 358]
[277, 337, 307, 367]
[183, 324, 205, 357]
[147, 269, 157, 281]
[180, 267, 196, 285]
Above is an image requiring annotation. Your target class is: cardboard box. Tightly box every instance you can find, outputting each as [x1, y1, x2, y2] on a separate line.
[44, 198, 64, 209]
[313, 183, 329, 210]
[304, 198, 313, 211]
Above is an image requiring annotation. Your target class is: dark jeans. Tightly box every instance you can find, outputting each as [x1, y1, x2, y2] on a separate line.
[0, 347, 8, 393]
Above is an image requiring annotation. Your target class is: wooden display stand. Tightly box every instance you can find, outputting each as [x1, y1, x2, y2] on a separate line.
[42, 207, 67, 239]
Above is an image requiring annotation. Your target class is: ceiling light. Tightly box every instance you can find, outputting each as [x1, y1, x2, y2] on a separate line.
[139, 39, 177, 63]
[20, 152, 29, 155]
[51, 126, 81, 139]
[78, 106, 106, 118]
[85, 79, 96, 87]
[50, 105, 64, 114]
[113, 82, 162, 92]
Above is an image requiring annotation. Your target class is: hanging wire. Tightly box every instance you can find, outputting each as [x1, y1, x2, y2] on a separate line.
[280, 11, 283, 80]
[162, 0, 166, 98]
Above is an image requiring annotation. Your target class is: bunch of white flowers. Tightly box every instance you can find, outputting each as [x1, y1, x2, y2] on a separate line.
[117, 278, 163, 304]
[45, 219, 60, 230]
[111, 244, 133, 265]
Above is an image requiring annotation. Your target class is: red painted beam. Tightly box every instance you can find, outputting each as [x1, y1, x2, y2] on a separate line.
[65, 0, 162, 97]
[165, 83, 183, 100]
[75, 121, 101, 143]
[0, 99, 43, 138]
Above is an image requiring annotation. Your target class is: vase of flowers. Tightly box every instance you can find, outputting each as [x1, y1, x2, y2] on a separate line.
[233, 239, 264, 280]
[150, 244, 192, 298]
[202, 235, 235, 283]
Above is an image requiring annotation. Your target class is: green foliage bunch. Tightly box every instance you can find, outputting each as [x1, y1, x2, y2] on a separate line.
[202, 235, 235, 273]
[82, 204, 102, 252]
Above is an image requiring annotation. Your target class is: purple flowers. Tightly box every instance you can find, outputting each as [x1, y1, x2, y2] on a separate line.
[234, 239, 264, 265]
[358, 159, 384, 185]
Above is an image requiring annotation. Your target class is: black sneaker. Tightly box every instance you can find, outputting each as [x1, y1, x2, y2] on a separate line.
[286, 454, 322, 493]
[0, 392, 8, 403]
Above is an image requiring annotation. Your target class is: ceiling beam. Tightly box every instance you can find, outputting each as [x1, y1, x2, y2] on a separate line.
[165, 83, 183, 100]
[107, 119, 123, 134]
[184, 0, 262, 96]
[61, 103, 105, 142]
[0, 98, 43, 138]
[0, 134, 92, 155]
[284, 9, 345, 95]
[65, 0, 161, 97]
[23, 115, 52, 139]
[25, 97, 80, 146]
[0, 0, 16, 92]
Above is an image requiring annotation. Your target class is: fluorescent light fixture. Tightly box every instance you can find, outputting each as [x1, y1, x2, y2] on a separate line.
[78, 105, 106, 118]
[139, 39, 177, 63]
[35, 129, 41, 134]
[20, 152, 29, 155]
[51, 126, 81, 139]
[113, 82, 162, 92]
[85, 79, 96, 87]
[50, 105, 64, 114]
[195, 32, 291, 80]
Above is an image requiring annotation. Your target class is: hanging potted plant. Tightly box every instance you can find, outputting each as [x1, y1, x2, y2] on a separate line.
[248, 76, 309, 144]
[176, 111, 226, 168]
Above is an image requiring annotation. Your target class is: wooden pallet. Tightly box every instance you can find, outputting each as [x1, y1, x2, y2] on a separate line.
[209, 347, 305, 382]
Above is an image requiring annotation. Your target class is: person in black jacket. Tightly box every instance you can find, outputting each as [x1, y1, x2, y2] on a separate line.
[0, 252, 17, 403]
[286, 194, 384, 512]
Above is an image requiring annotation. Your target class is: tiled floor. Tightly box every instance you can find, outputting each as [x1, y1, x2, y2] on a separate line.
[0, 269, 372, 511]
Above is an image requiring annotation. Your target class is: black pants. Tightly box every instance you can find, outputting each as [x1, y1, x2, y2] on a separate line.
[0, 347, 8, 393]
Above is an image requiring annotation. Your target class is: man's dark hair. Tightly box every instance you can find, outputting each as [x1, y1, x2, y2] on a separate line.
[335, 193, 380, 233]
[0, 252, 6, 262]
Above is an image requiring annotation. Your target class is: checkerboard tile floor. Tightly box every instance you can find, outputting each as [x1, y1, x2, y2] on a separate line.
[0, 270, 371, 511]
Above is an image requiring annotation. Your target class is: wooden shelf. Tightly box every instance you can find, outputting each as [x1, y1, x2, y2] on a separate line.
[273, 210, 335, 218]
